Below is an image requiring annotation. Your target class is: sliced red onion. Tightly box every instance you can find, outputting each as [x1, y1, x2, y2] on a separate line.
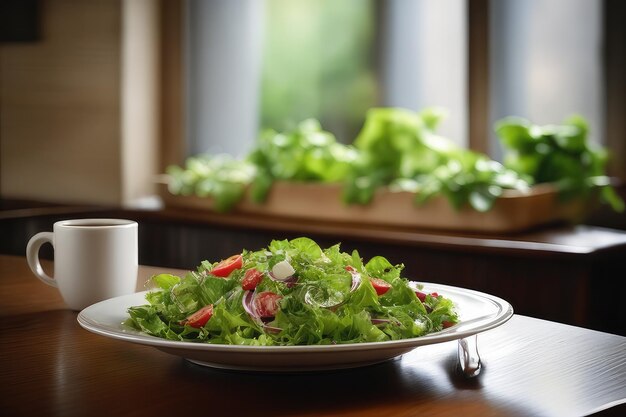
[303, 266, 362, 311]
[242, 290, 260, 322]
[346, 266, 362, 292]
[304, 289, 343, 311]
[241, 290, 283, 333]
[284, 275, 298, 288]
[268, 271, 299, 288]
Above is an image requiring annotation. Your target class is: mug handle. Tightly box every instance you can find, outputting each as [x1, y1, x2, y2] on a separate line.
[26, 232, 57, 288]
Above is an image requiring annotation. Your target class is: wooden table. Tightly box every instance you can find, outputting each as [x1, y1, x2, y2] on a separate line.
[1, 255, 624, 416]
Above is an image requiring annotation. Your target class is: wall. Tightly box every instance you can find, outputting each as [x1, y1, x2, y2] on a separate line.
[0, 0, 159, 207]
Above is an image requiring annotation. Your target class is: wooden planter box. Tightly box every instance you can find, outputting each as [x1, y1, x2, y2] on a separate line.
[158, 181, 589, 234]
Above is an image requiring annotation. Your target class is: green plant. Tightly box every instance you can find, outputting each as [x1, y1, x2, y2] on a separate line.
[495, 115, 624, 212]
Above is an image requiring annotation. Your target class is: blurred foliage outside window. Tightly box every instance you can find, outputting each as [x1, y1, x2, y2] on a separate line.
[259, 0, 378, 144]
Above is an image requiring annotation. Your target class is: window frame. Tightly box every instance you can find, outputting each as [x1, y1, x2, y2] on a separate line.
[158, 0, 185, 174]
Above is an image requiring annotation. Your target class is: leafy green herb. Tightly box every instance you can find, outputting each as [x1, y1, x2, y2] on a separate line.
[344, 107, 529, 211]
[247, 119, 358, 202]
[166, 154, 256, 212]
[164, 108, 622, 214]
[495, 115, 624, 212]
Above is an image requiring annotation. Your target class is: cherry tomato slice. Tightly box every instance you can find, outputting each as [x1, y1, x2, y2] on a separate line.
[254, 291, 282, 318]
[242, 268, 264, 291]
[442, 320, 455, 328]
[415, 290, 440, 302]
[182, 304, 214, 328]
[211, 254, 243, 277]
[370, 278, 391, 296]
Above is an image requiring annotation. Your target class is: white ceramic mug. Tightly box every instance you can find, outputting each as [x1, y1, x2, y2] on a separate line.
[26, 218, 138, 311]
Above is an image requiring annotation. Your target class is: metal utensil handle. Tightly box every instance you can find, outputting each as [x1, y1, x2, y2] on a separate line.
[458, 335, 482, 377]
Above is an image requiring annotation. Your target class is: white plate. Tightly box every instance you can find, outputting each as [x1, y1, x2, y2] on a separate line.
[77, 283, 513, 372]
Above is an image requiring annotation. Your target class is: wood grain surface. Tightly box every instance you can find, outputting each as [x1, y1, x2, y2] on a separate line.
[1, 254, 624, 417]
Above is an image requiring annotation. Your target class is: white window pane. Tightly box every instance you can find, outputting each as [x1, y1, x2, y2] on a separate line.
[381, 0, 468, 147]
[185, 0, 264, 157]
[490, 0, 604, 160]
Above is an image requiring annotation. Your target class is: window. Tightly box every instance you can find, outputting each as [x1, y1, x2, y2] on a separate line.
[185, 0, 263, 157]
[489, 0, 604, 161]
[184, 0, 468, 154]
[380, 0, 467, 147]
[162, 0, 624, 180]
[259, 0, 378, 144]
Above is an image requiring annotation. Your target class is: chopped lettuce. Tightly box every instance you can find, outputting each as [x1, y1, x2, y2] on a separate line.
[125, 237, 459, 345]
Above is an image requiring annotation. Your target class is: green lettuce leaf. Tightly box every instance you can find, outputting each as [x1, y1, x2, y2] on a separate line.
[126, 238, 460, 346]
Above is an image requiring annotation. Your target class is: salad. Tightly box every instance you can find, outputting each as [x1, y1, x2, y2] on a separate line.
[126, 238, 458, 346]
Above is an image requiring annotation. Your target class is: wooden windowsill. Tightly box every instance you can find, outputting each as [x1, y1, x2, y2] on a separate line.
[3, 197, 626, 260]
